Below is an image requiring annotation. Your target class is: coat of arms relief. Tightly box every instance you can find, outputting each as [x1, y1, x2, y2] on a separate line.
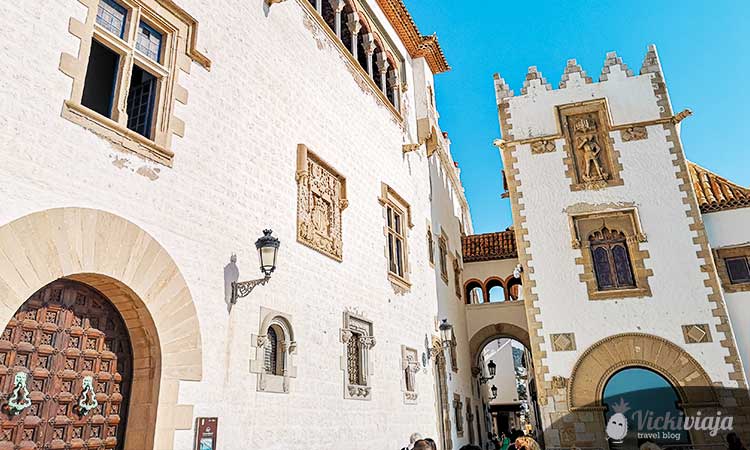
[296, 144, 347, 260]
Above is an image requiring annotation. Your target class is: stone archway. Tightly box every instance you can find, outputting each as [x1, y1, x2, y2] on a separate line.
[469, 323, 530, 362]
[0, 208, 202, 450]
[568, 332, 717, 410]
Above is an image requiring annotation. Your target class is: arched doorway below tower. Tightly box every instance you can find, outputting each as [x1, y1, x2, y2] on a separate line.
[603, 367, 690, 449]
[0, 279, 135, 449]
[478, 337, 542, 445]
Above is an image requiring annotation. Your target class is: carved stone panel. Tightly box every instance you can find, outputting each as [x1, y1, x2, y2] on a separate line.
[620, 126, 648, 142]
[559, 100, 623, 191]
[550, 333, 577, 351]
[296, 144, 347, 261]
[682, 324, 712, 344]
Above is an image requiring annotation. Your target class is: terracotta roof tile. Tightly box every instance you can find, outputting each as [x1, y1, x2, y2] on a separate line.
[688, 162, 750, 213]
[461, 229, 517, 262]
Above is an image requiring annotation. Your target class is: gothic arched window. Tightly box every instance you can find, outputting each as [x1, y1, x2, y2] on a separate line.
[264, 325, 282, 375]
[589, 227, 635, 290]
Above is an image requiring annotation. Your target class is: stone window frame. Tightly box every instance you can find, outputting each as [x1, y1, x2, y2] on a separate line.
[453, 393, 464, 437]
[340, 310, 375, 400]
[250, 307, 298, 394]
[59, 0, 211, 166]
[400, 345, 420, 404]
[427, 223, 435, 267]
[453, 250, 462, 299]
[296, 144, 348, 261]
[296, 0, 404, 121]
[714, 245, 750, 293]
[557, 99, 624, 191]
[466, 397, 475, 444]
[379, 183, 413, 290]
[438, 230, 449, 284]
[449, 332, 458, 373]
[568, 208, 652, 301]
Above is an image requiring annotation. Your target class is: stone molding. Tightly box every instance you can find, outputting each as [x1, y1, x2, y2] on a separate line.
[714, 245, 750, 293]
[400, 345, 419, 404]
[0, 208, 202, 450]
[340, 310, 375, 400]
[453, 393, 464, 437]
[59, 0, 210, 166]
[250, 307, 298, 394]
[568, 207, 652, 301]
[568, 333, 717, 411]
[296, 144, 347, 261]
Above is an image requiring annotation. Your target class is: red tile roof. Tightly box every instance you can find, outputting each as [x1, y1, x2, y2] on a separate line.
[461, 229, 517, 262]
[688, 162, 750, 213]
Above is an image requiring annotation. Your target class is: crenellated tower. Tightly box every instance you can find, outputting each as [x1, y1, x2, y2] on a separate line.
[493, 45, 749, 448]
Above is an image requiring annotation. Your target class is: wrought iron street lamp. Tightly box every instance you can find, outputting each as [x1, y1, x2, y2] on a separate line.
[490, 384, 498, 400]
[479, 360, 496, 385]
[231, 229, 280, 304]
[439, 319, 453, 348]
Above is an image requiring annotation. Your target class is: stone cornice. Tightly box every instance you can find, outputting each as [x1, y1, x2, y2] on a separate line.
[374, 0, 450, 74]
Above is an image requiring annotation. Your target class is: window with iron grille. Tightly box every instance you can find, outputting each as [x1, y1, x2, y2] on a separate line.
[439, 236, 448, 282]
[726, 256, 750, 284]
[427, 228, 434, 265]
[589, 227, 636, 291]
[347, 332, 362, 385]
[264, 326, 279, 375]
[126, 65, 157, 139]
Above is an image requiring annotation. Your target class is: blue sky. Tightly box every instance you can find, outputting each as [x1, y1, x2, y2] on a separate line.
[407, 0, 750, 233]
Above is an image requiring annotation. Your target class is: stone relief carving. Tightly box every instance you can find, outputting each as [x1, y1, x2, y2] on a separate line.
[574, 117, 609, 185]
[621, 126, 648, 142]
[550, 376, 568, 389]
[550, 333, 577, 352]
[530, 139, 556, 154]
[297, 144, 347, 261]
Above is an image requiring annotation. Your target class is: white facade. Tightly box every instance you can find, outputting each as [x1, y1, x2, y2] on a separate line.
[0, 0, 485, 449]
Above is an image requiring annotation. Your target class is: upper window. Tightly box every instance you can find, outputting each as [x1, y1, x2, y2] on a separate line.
[453, 254, 462, 298]
[379, 183, 413, 289]
[439, 234, 449, 283]
[60, 0, 211, 166]
[427, 227, 435, 265]
[589, 227, 636, 291]
[726, 257, 750, 284]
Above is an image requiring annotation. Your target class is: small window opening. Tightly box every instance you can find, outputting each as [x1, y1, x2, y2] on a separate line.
[726, 256, 750, 284]
[81, 40, 120, 119]
[126, 65, 158, 139]
[136, 22, 162, 62]
[96, 0, 127, 38]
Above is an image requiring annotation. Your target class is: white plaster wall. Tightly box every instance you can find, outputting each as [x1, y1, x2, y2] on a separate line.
[483, 340, 519, 405]
[704, 208, 750, 382]
[503, 67, 739, 390]
[428, 151, 482, 449]
[0, 1, 460, 449]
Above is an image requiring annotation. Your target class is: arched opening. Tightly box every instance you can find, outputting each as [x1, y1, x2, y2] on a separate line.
[602, 367, 690, 448]
[385, 56, 398, 106]
[320, 0, 336, 34]
[0, 278, 148, 449]
[372, 42, 385, 91]
[506, 276, 522, 301]
[486, 278, 506, 303]
[465, 280, 485, 304]
[478, 337, 541, 446]
[340, 2, 354, 55]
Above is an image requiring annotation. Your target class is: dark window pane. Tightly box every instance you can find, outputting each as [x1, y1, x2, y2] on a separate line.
[593, 246, 613, 289]
[612, 244, 635, 287]
[726, 257, 750, 284]
[347, 332, 361, 385]
[81, 40, 119, 119]
[264, 327, 278, 375]
[388, 234, 396, 273]
[126, 65, 157, 139]
[395, 238, 403, 276]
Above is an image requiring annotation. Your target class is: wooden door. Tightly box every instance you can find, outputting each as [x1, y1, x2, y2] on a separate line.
[0, 280, 132, 450]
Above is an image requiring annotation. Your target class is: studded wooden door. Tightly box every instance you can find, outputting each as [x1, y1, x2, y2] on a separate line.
[0, 280, 132, 450]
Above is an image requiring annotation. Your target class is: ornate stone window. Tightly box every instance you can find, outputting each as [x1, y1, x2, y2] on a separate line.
[59, 0, 210, 166]
[715, 246, 750, 293]
[340, 311, 375, 400]
[453, 252, 462, 298]
[379, 183, 413, 289]
[298, 0, 403, 118]
[400, 345, 419, 404]
[569, 208, 652, 300]
[466, 398, 475, 444]
[449, 333, 458, 373]
[558, 99, 623, 191]
[453, 393, 464, 437]
[296, 144, 348, 261]
[438, 232, 449, 283]
[250, 308, 297, 393]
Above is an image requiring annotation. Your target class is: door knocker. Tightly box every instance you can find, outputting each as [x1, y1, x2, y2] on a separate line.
[6, 372, 32, 415]
[77, 376, 98, 416]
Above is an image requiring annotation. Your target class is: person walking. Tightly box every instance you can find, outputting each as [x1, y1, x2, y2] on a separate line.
[401, 433, 423, 450]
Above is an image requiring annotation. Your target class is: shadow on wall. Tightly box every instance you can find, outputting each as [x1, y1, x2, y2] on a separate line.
[224, 254, 240, 312]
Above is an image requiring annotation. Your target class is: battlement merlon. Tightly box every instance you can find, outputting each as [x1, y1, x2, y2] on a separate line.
[493, 45, 680, 142]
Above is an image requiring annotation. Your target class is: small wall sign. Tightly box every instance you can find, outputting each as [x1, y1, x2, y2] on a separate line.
[194, 417, 218, 450]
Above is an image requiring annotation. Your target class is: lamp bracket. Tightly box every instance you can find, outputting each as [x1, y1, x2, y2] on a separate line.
[479, 375, 495, 385]
[231, 275, 271, 304]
